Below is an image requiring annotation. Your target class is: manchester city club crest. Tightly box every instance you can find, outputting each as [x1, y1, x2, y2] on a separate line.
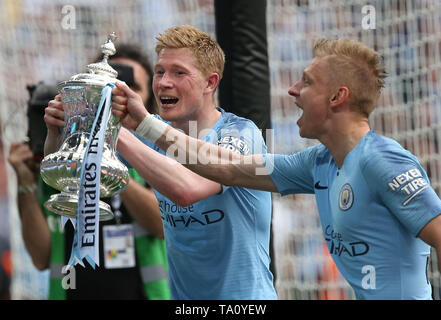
[339, 183, 354, 211]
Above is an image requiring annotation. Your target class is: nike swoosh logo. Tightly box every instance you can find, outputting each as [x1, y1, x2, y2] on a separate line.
[314, 181, 328, 190]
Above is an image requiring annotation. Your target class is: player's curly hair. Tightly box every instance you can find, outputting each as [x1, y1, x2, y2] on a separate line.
[155, 25, 225, 80]
[313, 38, 387, 116]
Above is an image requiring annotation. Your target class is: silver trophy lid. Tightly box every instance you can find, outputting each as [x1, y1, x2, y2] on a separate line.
[58, 33, 119, 89]
[85, 33, 118, 78]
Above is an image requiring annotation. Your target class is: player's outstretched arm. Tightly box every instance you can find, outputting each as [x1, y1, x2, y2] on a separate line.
[137, 116, 277, 193]
[112, 80, 278, 193]
[418, 215, 441, 273]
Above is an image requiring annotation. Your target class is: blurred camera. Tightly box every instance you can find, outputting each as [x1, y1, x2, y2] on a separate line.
[26, 82, 57, 161]
[109, 62, 135, 88]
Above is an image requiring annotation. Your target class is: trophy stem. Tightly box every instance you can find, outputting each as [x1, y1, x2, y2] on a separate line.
[44, 192, 114, 221]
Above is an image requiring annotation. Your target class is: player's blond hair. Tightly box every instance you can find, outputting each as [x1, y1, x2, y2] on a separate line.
[313, 39, 387, 116]
[155, 25, 225, 80]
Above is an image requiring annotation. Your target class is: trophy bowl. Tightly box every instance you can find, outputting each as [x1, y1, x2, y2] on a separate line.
[40, 33, 129, 221]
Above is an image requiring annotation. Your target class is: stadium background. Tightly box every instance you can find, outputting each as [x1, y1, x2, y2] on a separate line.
[0, 0, 440, 299]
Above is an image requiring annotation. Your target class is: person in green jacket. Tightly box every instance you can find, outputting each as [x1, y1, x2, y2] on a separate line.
[8, 44, 170, 300]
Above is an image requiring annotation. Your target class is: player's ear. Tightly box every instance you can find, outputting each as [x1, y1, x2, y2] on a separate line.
[205, 73, 219, 94]
[329, 86, 350, 108]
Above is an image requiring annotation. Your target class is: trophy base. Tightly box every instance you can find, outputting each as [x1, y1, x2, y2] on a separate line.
[44, 192, 114, 221]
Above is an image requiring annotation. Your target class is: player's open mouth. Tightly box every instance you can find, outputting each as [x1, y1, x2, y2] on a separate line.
[295, 102, 303, 125]
[160, 96, 179, 105]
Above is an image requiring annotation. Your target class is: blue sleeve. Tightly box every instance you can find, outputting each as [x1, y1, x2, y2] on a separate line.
[361, 146, 441, 236]
[263, 146, 317, 196]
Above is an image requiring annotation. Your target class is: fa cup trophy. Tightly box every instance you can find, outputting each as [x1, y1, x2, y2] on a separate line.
[40, 33, 129, 221]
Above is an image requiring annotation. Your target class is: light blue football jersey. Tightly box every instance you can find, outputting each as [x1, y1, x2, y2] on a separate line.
[264, 130, 441, 299]
[142, 107, 276, 300]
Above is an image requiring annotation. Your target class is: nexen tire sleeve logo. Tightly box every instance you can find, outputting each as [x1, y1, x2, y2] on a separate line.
[218, 136, 251, 155]
[388, 168, 429, 206]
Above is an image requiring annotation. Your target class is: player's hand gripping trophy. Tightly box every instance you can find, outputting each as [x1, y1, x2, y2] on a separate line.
[40, 33, 129, 221]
